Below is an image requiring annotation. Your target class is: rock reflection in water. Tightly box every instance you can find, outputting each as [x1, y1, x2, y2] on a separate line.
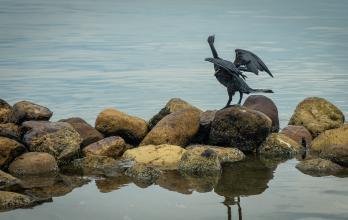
[95, 175, 131, 193]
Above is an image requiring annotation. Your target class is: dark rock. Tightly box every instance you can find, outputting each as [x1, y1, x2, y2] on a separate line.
[192, 110, 217, 144]
[0, 123, 23, 141]
[83, 136, 126, 159]
[125, 163, 162, 186]
[12, 101, 52, 124]
[280, 125, 312, 145]
[0, 99, 14, 124]
[0, 137, 26, 169]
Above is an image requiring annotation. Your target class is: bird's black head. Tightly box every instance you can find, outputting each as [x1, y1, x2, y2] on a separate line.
[207, 35, 215, 45]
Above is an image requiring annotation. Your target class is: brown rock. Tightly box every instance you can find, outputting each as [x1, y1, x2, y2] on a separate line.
[289, 97, 345, 137]
[310, 124, 348, 153]
[125, 163, 162, 186]
[0, 191, 33, 211]
[0, 123, 22, 141]
[0, 99, 14, 124]
[95, 108, 148, 145]
[59, 117, 103, 147]
[0, 137, 26, 169]
[296, 158, 343, 177]
[140, 108, 201, 146]
[12, 100, 52, 123]
[243, 95, 279, 132]
[320, 144, 348, 167]
[209, 106, 272, 151]
[280, 125, 312, 145]
[83, 136, 126, 158]
[8, 152, 59, 176]
[0, 170, 21, 189]
[192, 110, 217, 144]
[148, 98, 202, 129]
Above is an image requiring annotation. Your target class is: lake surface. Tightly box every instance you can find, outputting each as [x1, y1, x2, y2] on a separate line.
[0, 0, 348, 219]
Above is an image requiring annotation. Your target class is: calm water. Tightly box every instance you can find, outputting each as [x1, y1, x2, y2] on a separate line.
[1, 0, 348, 219]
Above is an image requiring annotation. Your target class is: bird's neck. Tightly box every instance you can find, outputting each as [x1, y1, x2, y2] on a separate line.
[209, 43, 219, 58]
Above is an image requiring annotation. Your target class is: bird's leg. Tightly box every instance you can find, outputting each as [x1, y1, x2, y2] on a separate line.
[223, 87, 235, 109]
[237, 91, 243, 105]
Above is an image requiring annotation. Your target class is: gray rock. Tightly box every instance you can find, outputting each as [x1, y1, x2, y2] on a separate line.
[12, 101, 52, 123]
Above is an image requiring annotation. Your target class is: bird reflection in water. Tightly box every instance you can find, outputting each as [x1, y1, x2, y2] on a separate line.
[223, 196, 242, 220]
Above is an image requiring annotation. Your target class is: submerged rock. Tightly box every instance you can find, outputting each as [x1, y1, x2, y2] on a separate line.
[0, 170, 21, 189]
[296, 158, 344, 177]
[12, 101, 52, 124]
[125, 163, 162, 186]
[22, 121, 82, 165]
[280, 125, 312, 145]
[209, 106, 272, 152]
[289, 97, 345, 137]
[148, 98, 201, 129]
[243, 95, 279, 132]
[0, 99, 14, 124]
[0, 123, 22, 141]
[0, 191, 33, 211]
[140, 108, 201, 146]
[0, 137, 26, 169]
[319, 144, 348, 167]
[95, 108, 148, 145]
[310, 124, 348, 154]
[122, 144, 186, 170]
[179, 148, 221, 176]
[192, 110, 217, 144]
[8, 152, 59, 176]
[83, 136, 126, 159]
[59, 117, 103, 147]
[259, 133, 301, 159]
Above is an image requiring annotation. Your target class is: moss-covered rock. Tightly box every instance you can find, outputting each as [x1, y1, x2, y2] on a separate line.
[148, 98, 201, 129]
[0, 191, 33, 211]
[140, 108, 201, 146]
[95, 108, 148, 145]
[125, 163, 162, 186]
[22, 121, 82, 165]
[0, 99, 14, 124]
[0, 170, 21, 189]
[319, 144, 348, 167]
[280, 125, 312, 145]
[289, 97, 345, 137]
[8, 152, 59, 176]
[83, 136, 126, 159]
[209, 106, 272, 151]
[0, 123, 22, 141]
[296, 158, 344, 177]
[122, 144, 186, 170]
[259, 133, 301, 159]
[12, 100, 52, 124]
[0, 137, 26, 169]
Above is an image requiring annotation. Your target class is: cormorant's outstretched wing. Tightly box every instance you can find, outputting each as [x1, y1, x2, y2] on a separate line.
[234, 49, 273, 77]
[205, 57, 246, 79]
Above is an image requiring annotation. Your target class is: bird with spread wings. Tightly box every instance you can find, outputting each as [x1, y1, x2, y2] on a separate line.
[205, 35, 274, 108]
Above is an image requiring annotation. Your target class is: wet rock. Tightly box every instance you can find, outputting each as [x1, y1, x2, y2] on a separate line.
[0, 123, 23, 141]
[319, 144, 348, 167]
[0, 137, 26, 169]
[243, 95, 279, 132]
[179, 149, 221, 176]
[186, 145, 245, 164]
[123, 144, 186, 170]
[95, 176, 131, 193]
[209, 106, 272, 152]
[259, 133, 301, 159]
[0, 191, 33, 211]
[22, 121, 82, 165]
[125, 163, 162, 186]
[83, 136, 126, 159]
[0, 99, 14, 124]
[140, 108, 201, 146]
[289, 97, 345, 137]
[192, 110, 217, 144]
[59, 117, 103, 147]
[148, 98, 202, 129]
[95, 108, 148, 145]
[280, 125, 312, 145]
[310, 124, 348, 154]
[12, 101, 52, 124]
[296, 158, 344, 177]
[0, 170, 21, 189]
[8, 152, 59, 176]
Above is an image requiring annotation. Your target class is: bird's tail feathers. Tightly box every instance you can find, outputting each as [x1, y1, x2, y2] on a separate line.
[251, 89, 273, 93]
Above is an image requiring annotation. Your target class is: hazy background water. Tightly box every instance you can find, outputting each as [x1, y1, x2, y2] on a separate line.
[0, 0, 348, 219]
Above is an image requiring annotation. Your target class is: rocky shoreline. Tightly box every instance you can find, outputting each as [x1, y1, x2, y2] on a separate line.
[0, 96, 347, 211]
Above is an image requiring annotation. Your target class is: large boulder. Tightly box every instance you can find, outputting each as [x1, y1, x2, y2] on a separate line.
[209, 106, 272, 152]
[280, 125, 312, 145]
[296, 158, 344, 177]
[148, 98, 201, 129]
[289, 97, 345, 137]
[186, 145, 245, 164]
[319, 145, 348, 167]
[8, 152, 59, 176]
[0, 191, 34, 211]
[179, 148, 221, 176]
[12, 101, 52, 123]
[0, 137, 26, 169]
[95, 108, 148, 145]
[122, 144, 186, 170]
[192, 110, 217, 144]
[83, 136, 126, 158]
[259, 133, 301, 159]
[140, 108, 201, 146]
[0, 123, 22, 141]
[310, 124, 348, 153]
[0, 170, 21, 189]
[22, 121, 82, 165]
[59, 117, 103, 147]
[0, 99, 14, 124]
[243, 95, 279, 132]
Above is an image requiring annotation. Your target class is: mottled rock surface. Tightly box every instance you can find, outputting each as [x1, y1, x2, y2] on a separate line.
[0, 123, 22, 141]
[0, 170, 21, 189]
[289, 97, 345, 137]
[192, 110, 217, 144]
[319, 144, 348, 167]
[0, 137, 26, 169]
[83, 136, 126, 158]
[296, 158, 343, 177]
[280, 125, 312, 145]
[259, 133, 301, 159]
[310, 124, 348, 153]
[12, 101, 52, 123]
[0, 99, 14, 124]
[125, 163, 162, 186]
[0, 191, 33, 211]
